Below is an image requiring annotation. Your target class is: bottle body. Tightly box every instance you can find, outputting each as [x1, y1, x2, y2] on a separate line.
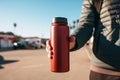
[50, 17, 69, 72]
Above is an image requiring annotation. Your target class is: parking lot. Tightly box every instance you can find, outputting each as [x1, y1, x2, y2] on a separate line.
[0, 47, 90, 80]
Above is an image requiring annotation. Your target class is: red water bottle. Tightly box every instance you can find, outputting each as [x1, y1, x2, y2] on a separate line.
[50, 17, 69, 72]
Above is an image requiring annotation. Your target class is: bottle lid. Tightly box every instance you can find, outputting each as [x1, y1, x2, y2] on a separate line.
[52, 17, 68, 24]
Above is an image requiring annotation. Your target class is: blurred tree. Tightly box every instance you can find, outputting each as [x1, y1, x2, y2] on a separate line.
[76, 19, 79, 24]
[5, 32, 14, 35]
[0, 31, 14, 35]
[0, 32, 5, 35]
[69, 19, 79, 30]
[73, 20, 76, 28]
[14, 35, 22, 42]
[13, 22, 17, 34]
[13, 23, 17, 28]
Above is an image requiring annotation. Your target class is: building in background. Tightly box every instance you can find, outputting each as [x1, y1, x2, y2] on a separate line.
[0, 35, 14, 49]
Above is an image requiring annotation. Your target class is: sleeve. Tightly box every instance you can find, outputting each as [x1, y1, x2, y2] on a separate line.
[70, 0, 96, 51]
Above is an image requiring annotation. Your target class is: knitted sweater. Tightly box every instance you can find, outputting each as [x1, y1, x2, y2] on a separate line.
[72, 0, 120, 70]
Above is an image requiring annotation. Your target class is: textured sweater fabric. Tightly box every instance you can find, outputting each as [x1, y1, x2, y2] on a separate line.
[72, 0, 120, 70]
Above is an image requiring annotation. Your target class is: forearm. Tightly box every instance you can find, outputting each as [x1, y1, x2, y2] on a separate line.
[71, 0, 95, 51]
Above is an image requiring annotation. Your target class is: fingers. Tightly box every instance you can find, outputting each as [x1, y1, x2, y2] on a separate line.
[46, 40, 53, 58]
[46, 40, 52, 52]
[47, 53, 50, 58]
[47, 51, 53, 58]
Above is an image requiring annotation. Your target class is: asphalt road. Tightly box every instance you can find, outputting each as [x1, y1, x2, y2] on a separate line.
[0, 47, 90, 80]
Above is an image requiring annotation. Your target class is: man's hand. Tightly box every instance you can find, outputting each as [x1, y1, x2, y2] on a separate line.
[69, 36, 76, 50]
[46, 40, 52, 58]
[46, 36, 76, 57]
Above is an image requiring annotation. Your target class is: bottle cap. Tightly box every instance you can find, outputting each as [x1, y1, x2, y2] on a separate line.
[52, 17, 68, 24]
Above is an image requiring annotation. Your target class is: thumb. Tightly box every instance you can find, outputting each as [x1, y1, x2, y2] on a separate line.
[69, 36, 76, 42]
[69, 36, 76, 49]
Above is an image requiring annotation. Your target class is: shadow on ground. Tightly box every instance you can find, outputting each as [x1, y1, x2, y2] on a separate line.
[0, 55, 19, 69]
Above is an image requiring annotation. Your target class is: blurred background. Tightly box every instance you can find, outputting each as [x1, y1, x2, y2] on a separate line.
[0, 0, 83, 50]
[0, 0, 93, 80]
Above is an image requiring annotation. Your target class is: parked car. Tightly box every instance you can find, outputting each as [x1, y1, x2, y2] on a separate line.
[13, 39, 27, 49]
[25, 38, 45, 49]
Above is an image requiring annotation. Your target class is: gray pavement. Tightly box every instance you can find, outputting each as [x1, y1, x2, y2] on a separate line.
[0, 47, 90, 80]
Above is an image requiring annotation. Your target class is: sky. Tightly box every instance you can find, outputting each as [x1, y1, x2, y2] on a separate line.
[0, 0, 83, 38]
